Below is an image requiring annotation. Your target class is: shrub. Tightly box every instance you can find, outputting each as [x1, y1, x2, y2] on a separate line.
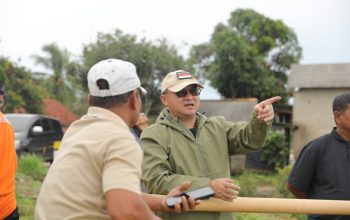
[275, 165, 295, 198]
[261, 130, 289, 170]
[233, 171, 279, 197]
[17, 154, 48, 181]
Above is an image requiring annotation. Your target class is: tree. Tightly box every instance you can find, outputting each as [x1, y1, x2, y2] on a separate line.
[32, 43, 84, 114]
[189, 9, 302, 102]
[0, 57, 44, 113]
[82, 29, 187, 116]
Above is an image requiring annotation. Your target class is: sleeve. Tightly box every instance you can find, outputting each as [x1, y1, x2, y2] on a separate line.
[102, 135, 143, 195]
[287, 142, 318, 194]
[225, 112, 272, 155]
[141, 127, 211, 195]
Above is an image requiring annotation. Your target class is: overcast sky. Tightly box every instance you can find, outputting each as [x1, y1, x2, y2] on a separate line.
[1, 0, 349, 98]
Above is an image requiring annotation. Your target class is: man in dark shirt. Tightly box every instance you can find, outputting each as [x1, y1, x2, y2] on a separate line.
[287, 92, 350, 220]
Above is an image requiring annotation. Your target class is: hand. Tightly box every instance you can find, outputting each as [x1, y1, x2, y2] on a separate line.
[254, 96, 281, 122]
[161, 181, 198, 213]
[210, 178, 240, 202]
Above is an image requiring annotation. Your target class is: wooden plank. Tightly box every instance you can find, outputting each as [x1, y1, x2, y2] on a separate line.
[194, 197, 350, 215]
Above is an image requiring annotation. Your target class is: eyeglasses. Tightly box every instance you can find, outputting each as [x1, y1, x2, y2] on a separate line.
[164, 87, 201, 98]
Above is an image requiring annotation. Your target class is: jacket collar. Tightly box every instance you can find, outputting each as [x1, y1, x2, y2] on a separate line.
[156, 108, 207, 140]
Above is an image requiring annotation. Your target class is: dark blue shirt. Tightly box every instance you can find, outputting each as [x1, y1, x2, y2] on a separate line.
[288, 128, 350, 220]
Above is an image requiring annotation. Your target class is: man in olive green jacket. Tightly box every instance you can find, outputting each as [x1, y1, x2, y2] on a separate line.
[141, 70, 281, 220]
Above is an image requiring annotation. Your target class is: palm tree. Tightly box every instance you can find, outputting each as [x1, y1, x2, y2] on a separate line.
[32, 43, 83, 113]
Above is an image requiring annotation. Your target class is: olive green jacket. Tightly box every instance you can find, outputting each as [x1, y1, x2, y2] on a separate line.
[141, 108, 271, 220]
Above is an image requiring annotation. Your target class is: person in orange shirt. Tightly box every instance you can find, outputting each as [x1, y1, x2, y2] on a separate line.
[0, 84, 19, 220]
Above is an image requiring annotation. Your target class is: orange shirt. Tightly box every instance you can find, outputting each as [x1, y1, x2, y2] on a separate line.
[0, 112, 17, 219]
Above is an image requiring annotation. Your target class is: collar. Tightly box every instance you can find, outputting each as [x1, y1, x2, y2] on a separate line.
[85, 106, 129, 130]
[159, 108, 207, 125]
[331, 127, 350, 144]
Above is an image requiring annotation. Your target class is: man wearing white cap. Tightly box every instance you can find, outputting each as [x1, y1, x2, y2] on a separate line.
[141, 70, 281, 220]
[35, 59, 196, 220]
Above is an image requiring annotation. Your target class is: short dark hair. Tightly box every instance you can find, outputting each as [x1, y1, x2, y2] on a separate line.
[89, 79, 133, 108]
[332, 92, 350, 112]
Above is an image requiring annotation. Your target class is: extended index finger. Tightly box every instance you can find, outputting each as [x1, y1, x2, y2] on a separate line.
[260, 96, 281, 106]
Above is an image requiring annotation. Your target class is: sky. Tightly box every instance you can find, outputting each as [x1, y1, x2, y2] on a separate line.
[1, 0, 350, 99]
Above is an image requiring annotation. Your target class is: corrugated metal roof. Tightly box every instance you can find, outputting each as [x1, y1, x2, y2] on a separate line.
[288, 63, 350, 89]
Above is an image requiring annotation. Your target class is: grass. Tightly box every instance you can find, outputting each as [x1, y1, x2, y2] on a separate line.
[236, 213, 304, 220]
[16, 154, 48, 220]
[233, 166, 306, 220]
[15, 155, 306, 219]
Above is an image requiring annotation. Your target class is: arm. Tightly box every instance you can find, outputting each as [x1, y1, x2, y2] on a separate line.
[226, 96, 281, 154]
[106, 189, 159, 220]
[287, 142, 318, 199]
[286, 183, 308, 199]
[226, 114, 271, 154]
[103, 133, 156, 219]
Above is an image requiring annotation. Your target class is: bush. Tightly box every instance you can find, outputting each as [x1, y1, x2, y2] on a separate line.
[233, 171, 279, 197]
[233, 169, 307, 220]
[275, 165, 295, 198]
[16, 154, 49, 219]
[261, 130, 289, 170]
[17, 154, 48, 181]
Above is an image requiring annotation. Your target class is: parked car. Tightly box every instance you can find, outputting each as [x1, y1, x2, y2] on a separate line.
[5, 113, 64, 162]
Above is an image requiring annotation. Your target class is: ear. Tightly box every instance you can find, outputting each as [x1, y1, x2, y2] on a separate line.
[128, 90, 138, 110]
[334, 111, 342, 124]
[88, 95, 92, 105]
[160, 95, 168, 107]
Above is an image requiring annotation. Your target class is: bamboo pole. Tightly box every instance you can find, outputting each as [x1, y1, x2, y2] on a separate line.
[194, 197, 350, 215]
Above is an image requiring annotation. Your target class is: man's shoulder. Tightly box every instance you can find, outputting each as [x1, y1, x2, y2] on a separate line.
[141, 123, 166, 138]
[308, 133, 331, 146]
[301, 133, 331, 154]
[203, 115, 226, 124]
[143, 122, 163, 130]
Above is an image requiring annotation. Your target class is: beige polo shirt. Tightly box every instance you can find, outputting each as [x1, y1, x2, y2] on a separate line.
[35, 107, 142, 220]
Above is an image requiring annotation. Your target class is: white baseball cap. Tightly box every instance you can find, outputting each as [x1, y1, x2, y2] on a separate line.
[87, 58, 146, 97]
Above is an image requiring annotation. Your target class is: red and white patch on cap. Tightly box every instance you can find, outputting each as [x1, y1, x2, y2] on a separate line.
[176, 71, 193, 80]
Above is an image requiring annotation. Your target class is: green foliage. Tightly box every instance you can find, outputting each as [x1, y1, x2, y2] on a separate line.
[16, 154, 48, 219]
[190, 9, 302, 102]
[0, 57, 44, 113]
[234, 171, 279, 197]
[236, 212, 306, 220]
[32, 43, 85, 115]
[17, 154, 48, 181]
[261, 130, 290, 170]
[233, 169, 306, 220]
[275, 165, 295, 198]
[82, 29, 187, 117]
[233, 166, 294, 198]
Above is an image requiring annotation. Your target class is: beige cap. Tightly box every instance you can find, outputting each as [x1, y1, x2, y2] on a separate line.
[161, 70, 203, 93]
